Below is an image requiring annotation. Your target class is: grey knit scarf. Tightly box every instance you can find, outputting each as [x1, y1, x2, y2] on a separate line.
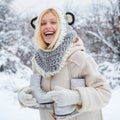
[34, 33, 75, 76]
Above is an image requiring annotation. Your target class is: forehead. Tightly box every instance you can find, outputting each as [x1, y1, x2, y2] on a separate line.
[41, 9, 58, 20]
[42, 12, 56, 18]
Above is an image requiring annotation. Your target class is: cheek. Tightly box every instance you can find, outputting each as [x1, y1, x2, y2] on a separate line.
[40, 27, 43, 32]
[40, 28, 44, 36]
[55, 24, 59, 31]
[54, 25, 58, 31]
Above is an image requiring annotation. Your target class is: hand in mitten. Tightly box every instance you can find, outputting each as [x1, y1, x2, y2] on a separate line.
[47, 86, 81, 107]
[18, 87, 38, 107]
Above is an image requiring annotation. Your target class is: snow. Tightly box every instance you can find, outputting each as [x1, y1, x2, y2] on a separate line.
[103, 89, 120, 120]
[0, 90, 39, 120]
[0, 71, 40, 120]
[0, 70, 120, 120]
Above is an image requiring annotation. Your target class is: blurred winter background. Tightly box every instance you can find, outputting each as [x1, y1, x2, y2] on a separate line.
[0, 0, 120, 119]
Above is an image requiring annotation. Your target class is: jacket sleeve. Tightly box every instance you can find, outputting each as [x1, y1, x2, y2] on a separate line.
[76, 56, 112, 112]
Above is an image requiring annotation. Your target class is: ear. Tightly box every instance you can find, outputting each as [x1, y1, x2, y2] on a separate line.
[66, 12, 75, 25]
[30, 16, 38, 29]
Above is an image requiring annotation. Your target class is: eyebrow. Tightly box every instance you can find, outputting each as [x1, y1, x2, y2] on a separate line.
[42, 18, 57, 21]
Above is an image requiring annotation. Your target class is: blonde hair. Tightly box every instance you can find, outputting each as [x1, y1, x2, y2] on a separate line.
[34, 8, 60, 50]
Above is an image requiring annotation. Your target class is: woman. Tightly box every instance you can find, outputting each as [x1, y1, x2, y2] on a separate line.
[18, 8, 111, 120]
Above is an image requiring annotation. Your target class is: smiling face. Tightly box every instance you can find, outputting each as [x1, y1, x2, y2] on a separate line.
[40, 12, 58, 44]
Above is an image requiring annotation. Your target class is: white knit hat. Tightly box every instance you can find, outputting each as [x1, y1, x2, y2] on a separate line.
[34, 7, 68, 50]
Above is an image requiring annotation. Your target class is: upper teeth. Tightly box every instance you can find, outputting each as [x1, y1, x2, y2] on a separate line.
[45, 32, 53, 35]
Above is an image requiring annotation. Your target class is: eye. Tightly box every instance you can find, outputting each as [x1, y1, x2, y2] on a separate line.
[41, 22, 46, 26]
[51, 21, 57, 24]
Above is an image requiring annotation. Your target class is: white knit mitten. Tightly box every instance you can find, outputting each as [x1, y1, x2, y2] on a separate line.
[18, 87, 38, 107]
[47, 86, 81, 107]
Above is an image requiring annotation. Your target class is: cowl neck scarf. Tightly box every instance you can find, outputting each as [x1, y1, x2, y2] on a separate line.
[34, 32, 76, 77]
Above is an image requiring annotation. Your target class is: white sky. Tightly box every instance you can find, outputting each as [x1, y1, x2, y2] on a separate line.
[11, 0, 93, 16]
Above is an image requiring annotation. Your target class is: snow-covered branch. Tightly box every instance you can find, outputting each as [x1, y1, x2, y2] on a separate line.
[86, 30, 120, 55]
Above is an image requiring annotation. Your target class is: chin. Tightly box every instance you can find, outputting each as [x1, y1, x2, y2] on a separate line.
[45, 39, 53, 44]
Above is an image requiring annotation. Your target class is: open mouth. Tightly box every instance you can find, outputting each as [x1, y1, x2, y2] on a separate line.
[44, 31, 55, 36]
[43, 31, 56, 43]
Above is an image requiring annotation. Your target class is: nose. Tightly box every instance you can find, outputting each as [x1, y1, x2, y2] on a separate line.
[46, 22, 51, 29]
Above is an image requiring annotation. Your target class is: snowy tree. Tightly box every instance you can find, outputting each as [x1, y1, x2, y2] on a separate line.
[0, 0, 35, 74]
[74, 0, 120, 62]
